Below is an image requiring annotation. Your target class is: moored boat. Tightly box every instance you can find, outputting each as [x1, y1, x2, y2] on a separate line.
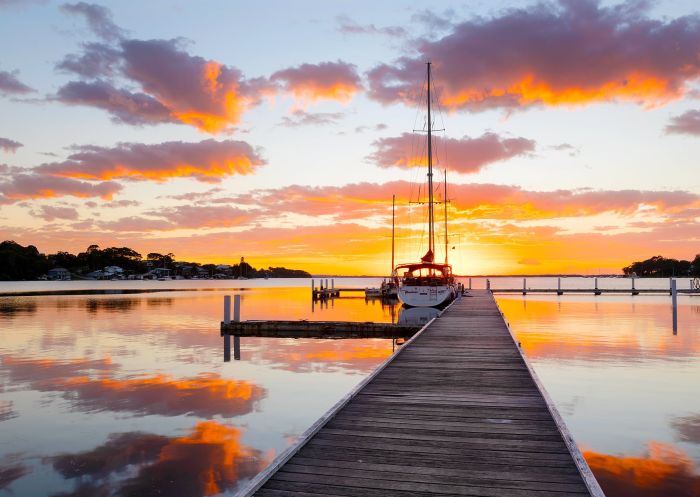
[393, 62, 457, 308]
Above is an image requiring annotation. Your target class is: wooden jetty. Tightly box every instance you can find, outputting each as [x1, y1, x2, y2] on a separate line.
[222, 320, 418, 339]
[481, 276, 700, 296]
[237, 290, 603, 497]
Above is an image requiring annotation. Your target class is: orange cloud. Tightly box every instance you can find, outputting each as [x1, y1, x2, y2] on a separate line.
[272, 61, 362, 103]
[55, 36, 274, 133]
[368, 1, 700, 110]
[36, 139, 264, 183]
[584, 442, 700, 497]
[220, 181, 700, 222]
[369, 133, 535, 173]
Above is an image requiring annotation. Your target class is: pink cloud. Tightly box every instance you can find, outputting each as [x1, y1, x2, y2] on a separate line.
[0, 137, 23, 153]
[54, 80, 175, 125]
[100, 205, 257, 232]
[0, 172, 122, 203]
[0, 69, 34, 95]
[368, 132, 535, 172]
[35, 205, 80, 221]
[119, 38, 273, 132]
[271, 60, 362, 103]
[36, 139, 264, 183]
[60, 1, 123, 41]
[368, 0, 700, 110]
[54, 36, 274, 133]
[666, 110, 700, 136]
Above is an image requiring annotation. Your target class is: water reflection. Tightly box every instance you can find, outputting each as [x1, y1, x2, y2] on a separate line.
[672, 414, 700, 444]
[0, 400, 16, 422]
[0, 356, 265, 418]
[498, 297, 700, 361]
[397, 306, 439, 327]
[0, 460, 30, 491]
[0, 298, 37, 317]
[2, 283, 698, 496]
[584, 443, 700, 497]
[498, 294, 700, 497]
[0, 287, 396, 496]
[48, 422, 271, 497]
[241, 337, 393, 374]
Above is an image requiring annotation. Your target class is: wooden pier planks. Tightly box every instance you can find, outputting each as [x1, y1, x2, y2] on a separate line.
[245, 290, 602, 497]
[221, 320, 418, 339]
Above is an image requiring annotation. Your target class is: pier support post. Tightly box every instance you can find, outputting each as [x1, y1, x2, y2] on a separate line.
[233, 295, 241, 322]
[233, 295, 241, 360]
[672, 279, 678, 334]
[557, 277, 563, 296]
[522, 278, 527, 295]
[594, 278, 601, 296]
[234, 336, 241, 360]
[468, 278, 472, 290]
[670, 277, 673, 296]
[223, 295, 231, 362]
[486, 279, 491, 292]
[632, 277, 639, 296]
[224, 295, 231, 324]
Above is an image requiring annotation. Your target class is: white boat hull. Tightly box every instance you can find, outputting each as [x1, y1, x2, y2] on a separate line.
[398, 285, 455, 307]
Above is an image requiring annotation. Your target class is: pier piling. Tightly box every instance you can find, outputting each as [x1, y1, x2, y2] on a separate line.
[233, 294, 241, 322]
[672, 279, 678, 334]
[522, 277, 527, 295]
[557, 277, 563, 295]
[223, 295, 231, 362]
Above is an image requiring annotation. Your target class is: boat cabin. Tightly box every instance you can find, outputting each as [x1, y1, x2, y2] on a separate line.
[393, 263, 454, 286]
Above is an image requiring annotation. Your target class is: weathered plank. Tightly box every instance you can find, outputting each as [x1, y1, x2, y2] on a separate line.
[239, 290, 603, 497]
[221, 319, 417, 338]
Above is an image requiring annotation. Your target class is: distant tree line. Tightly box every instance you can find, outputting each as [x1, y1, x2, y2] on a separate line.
[623, 254, 700, 277]
[0, 240, 311, 280]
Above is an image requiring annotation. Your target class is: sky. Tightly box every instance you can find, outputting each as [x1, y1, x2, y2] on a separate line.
[1, 0, 699, 275]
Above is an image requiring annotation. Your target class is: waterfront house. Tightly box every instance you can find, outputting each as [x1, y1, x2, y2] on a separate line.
[151, 268, 171, 279]
[103, 266, 124, 278]
[47, 268, 71, 280]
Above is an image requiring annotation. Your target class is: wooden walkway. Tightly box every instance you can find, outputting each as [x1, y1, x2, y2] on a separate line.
[240, 290, 602, 497]
[221, 320, 418, 339]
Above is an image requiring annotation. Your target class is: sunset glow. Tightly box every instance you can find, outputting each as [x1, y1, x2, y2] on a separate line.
[1, 0, 699, 275]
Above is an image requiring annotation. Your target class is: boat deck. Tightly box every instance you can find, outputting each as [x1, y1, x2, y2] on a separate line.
[240, 290, 601, 497]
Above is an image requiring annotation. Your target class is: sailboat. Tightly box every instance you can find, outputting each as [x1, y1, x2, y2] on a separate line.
[392, 62, 457, 308]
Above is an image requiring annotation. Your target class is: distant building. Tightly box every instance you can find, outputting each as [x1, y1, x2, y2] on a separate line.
[152, 268, 171, 279]
[47, 268, 71, 281]
[104, 266, 124, 275]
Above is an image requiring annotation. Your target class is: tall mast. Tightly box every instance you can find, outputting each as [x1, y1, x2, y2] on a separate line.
[426, 62, 434, 258]
[444, 168, 448, 265]
[391, 194, 395, 273]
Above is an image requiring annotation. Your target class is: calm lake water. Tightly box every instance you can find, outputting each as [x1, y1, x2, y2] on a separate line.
[0, 278, 698, 496]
